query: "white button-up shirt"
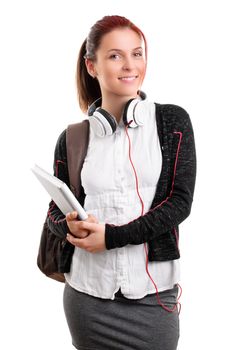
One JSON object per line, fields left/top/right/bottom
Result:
{"left": 65, "top": 102, "right": 180, "bottom": 299}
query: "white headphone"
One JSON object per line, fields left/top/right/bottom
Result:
{"left": 88, "top": 91, "right": 147, "bottom": 137}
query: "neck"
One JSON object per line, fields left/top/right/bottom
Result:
{"left": 101, "top": 93, "right": 138, "bottom": 123}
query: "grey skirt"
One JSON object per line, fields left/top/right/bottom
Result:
{"left": 63, "top": 283, "right": 179, "bottom": 350}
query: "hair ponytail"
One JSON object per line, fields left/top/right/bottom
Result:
{"left": 76, "top": 39, "right": 101, "bottom": 113}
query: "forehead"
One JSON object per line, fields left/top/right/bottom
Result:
{"left": 98, "top": 28, "right": 143, "bottom": 52}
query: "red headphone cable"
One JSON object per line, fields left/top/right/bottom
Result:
{"left": 125, "top": 123, "right": 182, "bottom": 314}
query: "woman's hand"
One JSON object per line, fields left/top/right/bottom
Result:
{"left": 66, "top": 212, "right": 98, "bottom": 238}
{"left": 66, "top": 222, "right": 106, "bottom": 253}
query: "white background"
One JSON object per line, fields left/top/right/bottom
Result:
{"left": 0, "top": 0, "right": 232, "bottom": 349}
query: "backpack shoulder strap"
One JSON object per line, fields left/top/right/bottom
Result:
{"left": 66, "top": 119, "right": 89, "bottom": 198}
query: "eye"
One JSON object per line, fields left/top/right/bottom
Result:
{"left": 133, "top": 51, "right": 143, "bottom": 58}
{"left": 109, "top": 54, "right": 121, "bottom": 60}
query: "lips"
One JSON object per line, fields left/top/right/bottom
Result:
{"left": 118, "top": 75, "right": 138, "bottom": 81}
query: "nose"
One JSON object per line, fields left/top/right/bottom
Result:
{"left": 122, "top": 56, "right": 134, "bottom": 70}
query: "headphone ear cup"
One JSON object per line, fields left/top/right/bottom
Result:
{"left": 123, "top": 98, "right": 135, "bottom": 127}
{"left": 123, "top": 98, "right": 143, "bottom": 128}
{"left": 123, "top": 91, "right": 147, "bottom": 128}
{"left": 89, "top": 108, "right": 117, "bottom": 137}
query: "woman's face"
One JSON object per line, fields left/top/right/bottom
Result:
{"left": 86, "top": 28, "right": 146, "bottom": 101}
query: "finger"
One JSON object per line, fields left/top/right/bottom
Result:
{"left": 78, "top": 221, "right": 98, "bottom": 231}
{"left": 67, "top": 234, "right": 87, "bottom": 249}
{"left": 87, "top": 214, "right": 98, "bottom": 223}
{"left": 66, "top": 211, "right": 78, "bottom": 222}
{"left": 66, "top": 233, "right": 80, "bottom": 245}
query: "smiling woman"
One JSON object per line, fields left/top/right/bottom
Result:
{"left": 84, "top": 28, "right": 146, "bottom": 121}
{"left": 45, "top": 14, "right": 196, "bottom": 350}
{"left": 77, "top": 16, "right": 147, "bottom": 115}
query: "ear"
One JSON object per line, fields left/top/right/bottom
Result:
{"left": 85, "top": 58, "right": 97, "bottom": 78}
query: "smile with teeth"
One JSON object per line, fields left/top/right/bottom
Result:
{"left": 118, "top": 75, "right": 138, "bottom": 81}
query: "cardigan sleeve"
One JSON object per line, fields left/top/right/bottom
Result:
{"left": 105, "top": 105, "right": 196, "bottom": 249}
{"left": 46, "top": 130, "right": 71, "bottom": 239}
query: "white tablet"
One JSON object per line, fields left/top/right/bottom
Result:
{"left": 31, "top": 164, "right": 88, "bottom": 220}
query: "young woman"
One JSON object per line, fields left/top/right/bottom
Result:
{"left": 47, "top": 15, "right": 196, "bottom": 350}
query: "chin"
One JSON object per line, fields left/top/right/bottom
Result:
{"left": 117, "top": 86, "right": 140, "bottom": 98}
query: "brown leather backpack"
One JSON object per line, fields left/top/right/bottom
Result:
{"left": 37, "top": 120, "right": 89, "bottom": 282}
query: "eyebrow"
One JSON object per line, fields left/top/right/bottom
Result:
{"left": 107, "top": 47, "right": 143, "bottom": 53}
